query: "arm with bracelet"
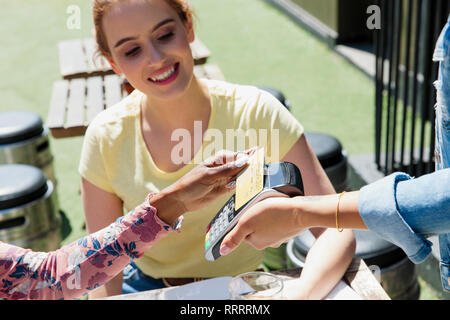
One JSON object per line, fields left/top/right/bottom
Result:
{"left": 220, "top": 169, "right": 450, "bottom": 282}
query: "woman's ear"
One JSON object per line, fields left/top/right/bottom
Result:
{"left": 185, "top": 12, "right": 195, "bottom": 43}
{"left": 106, "top": 56, "right": 123, "bottom": 75}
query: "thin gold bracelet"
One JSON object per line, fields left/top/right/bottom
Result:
{"left": 336, "top": 191, "right": 346, "bottom": 232}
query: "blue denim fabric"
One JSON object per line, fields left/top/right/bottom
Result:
{"left": 358, "top": 172, "right": 434, "bottom": 264}
{"left": 122, "top": 262, "right": 166, "bottom": 294}
{"left": 358, "top": 17, "right": 450, "bottom": 293}
{"left": 358, "top": 170, "right": 450, "bottom": 292}
{"left": 433, "top": 15, "right": 450, "bottom": 170}
{"left": 433, "top": 14, "right": 450, "bottom": 293}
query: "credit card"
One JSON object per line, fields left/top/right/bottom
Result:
{"left": 235, "top": 147, "right": 265, "bottom": 210}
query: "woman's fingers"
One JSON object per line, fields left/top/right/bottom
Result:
{"left": 207, "top": 157, "right": 249, "bottom": 181}
{"left": 203, "top": 150, "right": 237, "bottom": 167}
{"left": 204, "top": 147, "right": 259, "bottom": 168}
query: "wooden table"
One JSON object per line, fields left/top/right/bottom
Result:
{"left": 58, "top": 37, "right": 211, "bottom": 80}
{"left": 100, "top": 258, "right": 390, "bottom": 300}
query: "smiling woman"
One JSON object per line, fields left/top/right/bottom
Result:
{"left": 79, "top": 0, "right": 356, "bottom": 300}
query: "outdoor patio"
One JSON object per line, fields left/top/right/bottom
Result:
{"left": 0, "top": 0, "right": 448, "bottom": 300}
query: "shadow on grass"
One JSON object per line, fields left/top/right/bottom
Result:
{"left": 59, "top": 210, "right": 72, "bottom": 242}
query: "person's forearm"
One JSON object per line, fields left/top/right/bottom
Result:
{"left": 87, "top": 187, "right": 184, "bottom": 299}
{"left": 291, "top": 189, "right": 358, "bottom": 299}
{"left": 294, "top": 228, "right": 356, "bottom": 299}
{"left": 0, "top": 194, "right": 173, "bottom": 300}
{"left": 295, "top": 192, "right": 368, "bottom": 231}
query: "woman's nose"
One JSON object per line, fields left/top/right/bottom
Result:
{"left": 143, "top": 41, "right": 165, "bottom": 65}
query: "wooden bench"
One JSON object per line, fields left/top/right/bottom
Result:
{"left": 47, "top": 64, "right": 225, "bottom": 138}
{"left": 58, "top": 37, "right": 211, "bottom": 80}
{"left": 46, "top": 74, "right": 126, "bottom": 138}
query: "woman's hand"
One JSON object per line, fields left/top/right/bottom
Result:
{"left": 219, "top": 196, "right": 304, "bottom": 255}
{"left": 173, "top": 149, "right": 258, "bottom": 211}
{"left": 150, "top": 149, "right": 256, "bottom": 225}
{"left": 219, "top": 191, "right": 364, "bottom": 256}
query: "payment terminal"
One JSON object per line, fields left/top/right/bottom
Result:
{"left": 204, "top": 148, "right": 304, "bottom": 261}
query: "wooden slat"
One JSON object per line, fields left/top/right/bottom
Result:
{"left": 194, "top": 63, "right": 225, "bottom": 81}
{"left": 58, "top": 39, "right": 88, "bottom": 79}
{"left": 47, "top": 80, "right": 69, "bottom": 129}
{"left": 104, "top": 74, "right": 122, "bottom": 108}
{"left": 190, "top": 38, "right": 211, "bottom": 65}
{"left": 344, "top": 258, "right": 390, "bottom": 300}
{"left": 86, "top": 76, "right": 105, "bottom": 123}
{"left": 65, "top": 78, "right": 86, "bottom": 127}
{"left": 193, "top": 65, "right": 206, "bottom": 78}
{"left": 83, "top": 38, "right": 111, "bottom": 73}
{"left": 203, "top": 64, "right": 225, "bottom": 81}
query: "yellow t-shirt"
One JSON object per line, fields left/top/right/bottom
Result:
{"left": 78, "top": 79, "right": 304, "bottom": 278}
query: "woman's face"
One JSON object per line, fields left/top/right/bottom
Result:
{"left": 103, "top": 0, "right": 195, "bottom": 100}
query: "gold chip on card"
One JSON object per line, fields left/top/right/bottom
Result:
{"left": 235, "top": 147, "right": 265, "bottom": 210}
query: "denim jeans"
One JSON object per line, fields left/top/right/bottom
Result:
{"left": 122, "top": 262, "right": 166, "bottom": 294}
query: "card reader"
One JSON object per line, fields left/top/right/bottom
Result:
{"left": 204, "top": 161, "right": 304, "bottom": 261}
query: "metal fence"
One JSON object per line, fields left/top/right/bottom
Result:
{"left": 374, "top": 0, "right": 449, "bottom": 176}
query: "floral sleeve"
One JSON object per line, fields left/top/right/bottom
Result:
{"left": 0, "top": 193, "right": 180, "bottom": 300}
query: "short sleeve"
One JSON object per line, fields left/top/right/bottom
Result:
{"left": 78, "top": 122, "right": 115, "bottom": 193}
{"left": 254, "top": 89, "right": 304, "bottom": 163}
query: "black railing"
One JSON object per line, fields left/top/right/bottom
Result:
{"left": 374, "top": 0, "right": 449, "bottom": 177}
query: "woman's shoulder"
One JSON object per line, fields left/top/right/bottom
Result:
{"left": 86, "top": 90, "right": 143, "bottom": 137}
{"left": 205, "top": 79, "right": 262, "bottom": 99}
{"left": 205, "top": 79, "right": 284, "bottom": 115}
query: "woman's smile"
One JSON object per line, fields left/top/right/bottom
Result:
{"left": 148, "top": 62, "right": 180, "bottom": 85}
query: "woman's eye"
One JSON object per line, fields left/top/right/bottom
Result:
{"left": 158, "top": 32, "right": 174, "bottom": 41}
{"left": 125, "top": 47, "right": 140, "bottom": 57}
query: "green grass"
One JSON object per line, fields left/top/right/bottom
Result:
{"left": 418, "top": 277, "right": 440, "bottom": 300}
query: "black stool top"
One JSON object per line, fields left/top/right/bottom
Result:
{"left": 304, "top": 131, "right": 344, "bottom": 169}
{"left": 256, "top": 86, "right": 291, "bottom": 111}
{"left": 293, "top": 229, "right": 405, "bottom": 269}
{"left": 0, "top": 164, "right": 48, "bottom": 210}
{"left": 0, "top": 111, "right": 44, "bottom": 145}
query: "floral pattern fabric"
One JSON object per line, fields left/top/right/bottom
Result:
{"left": 0, "top": 193, "right": 175, "bottom": 300}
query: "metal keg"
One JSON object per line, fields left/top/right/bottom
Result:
{"left": 0, "top": 164, "right": 60, "bottom": 251}
{"left": 0, "top": 111, "right": 56, "bottom": 187}
{"left": 286, "top": 229, "right": 420, "bottom": 300}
